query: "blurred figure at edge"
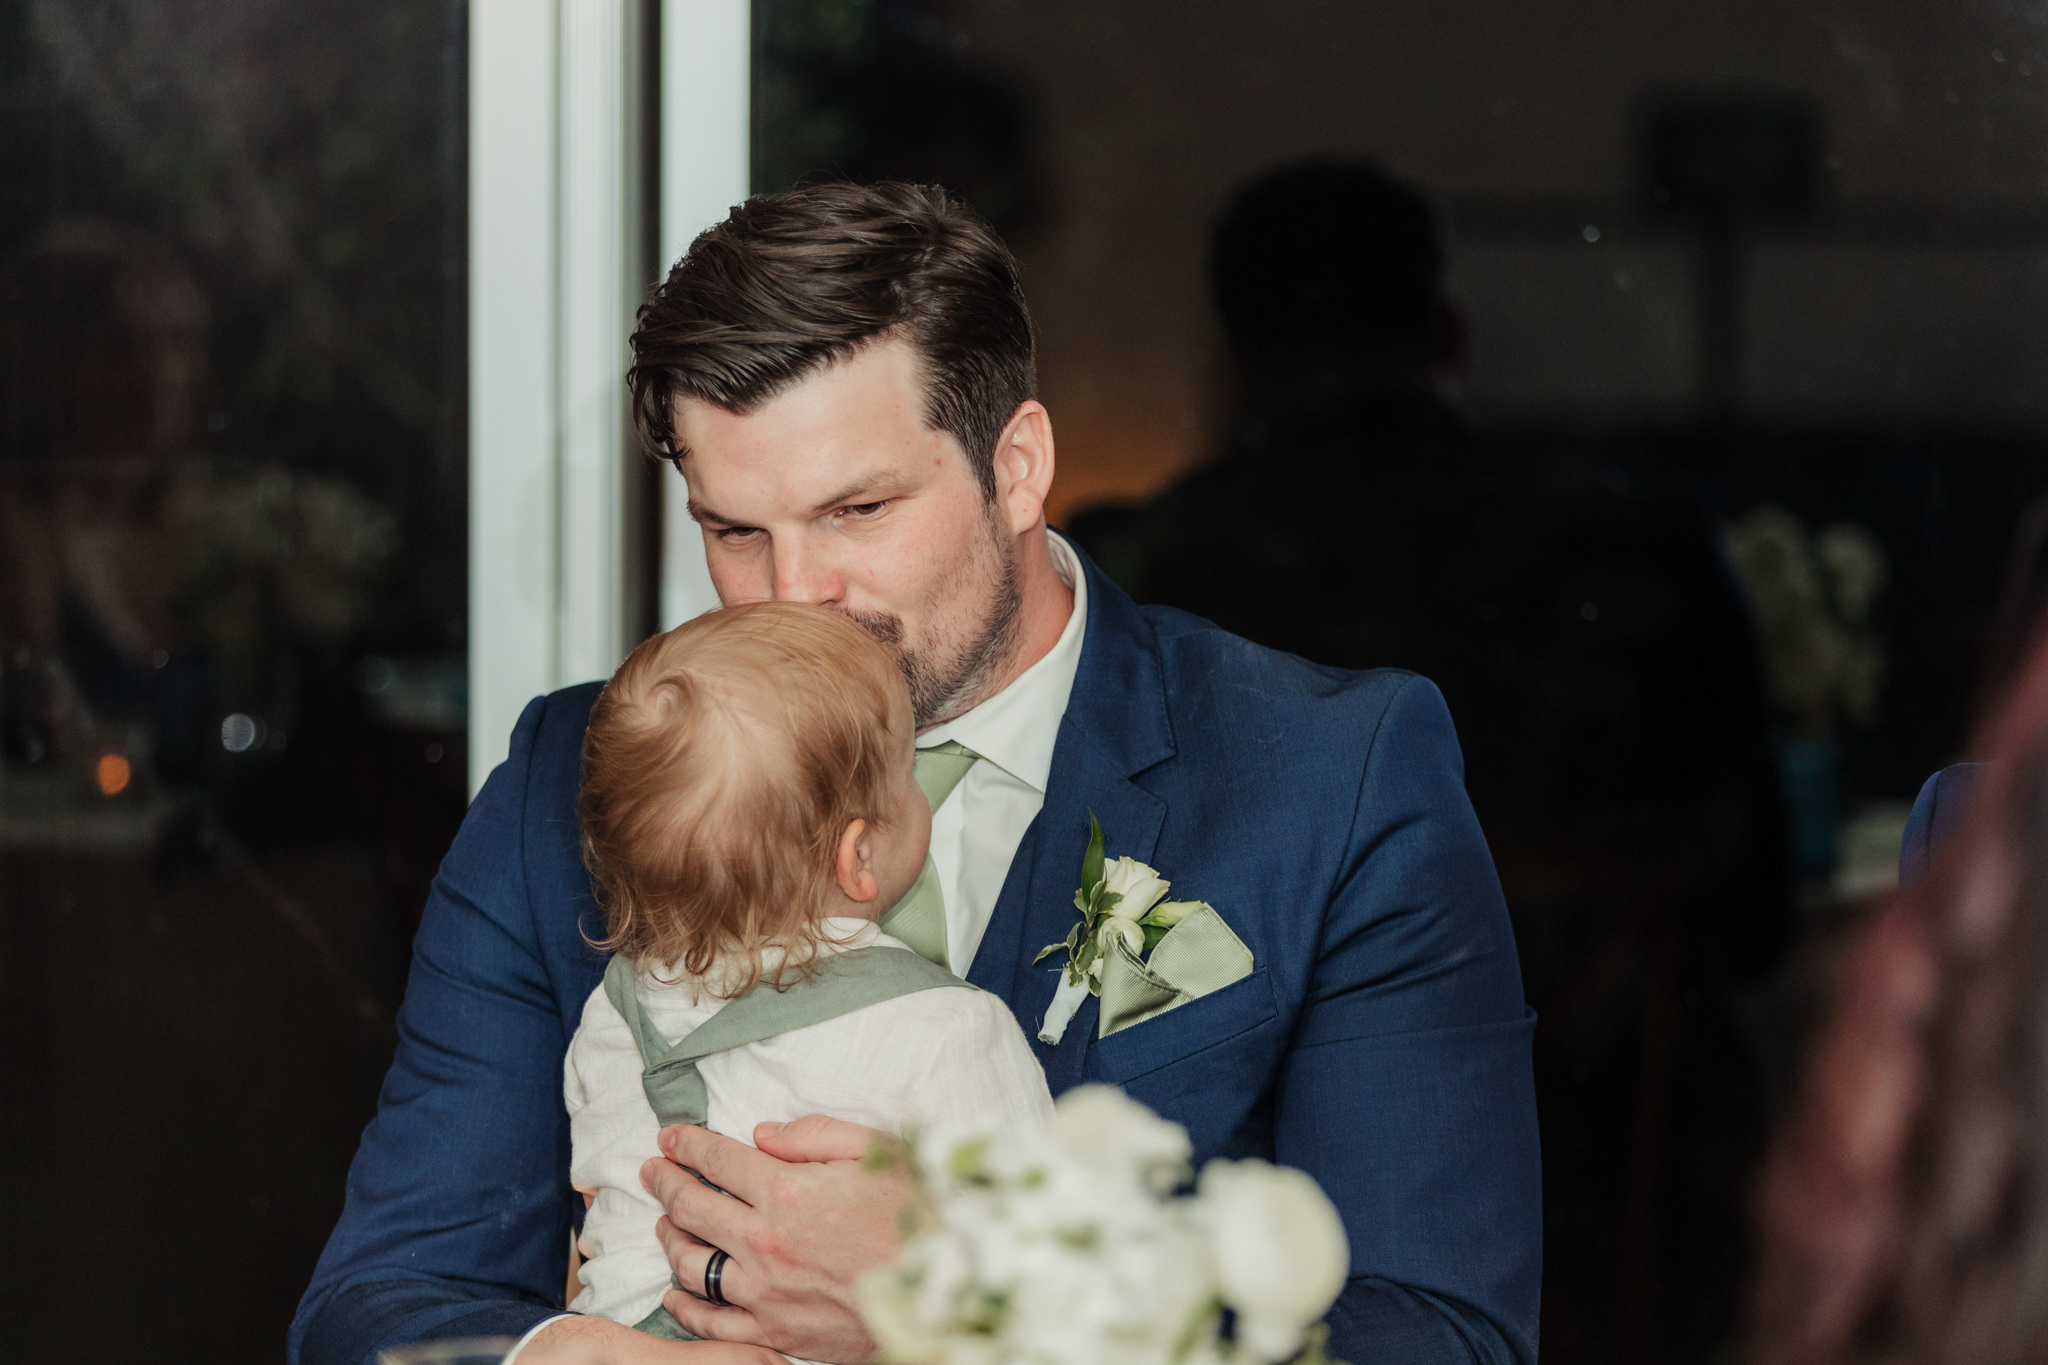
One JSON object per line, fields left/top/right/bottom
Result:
{"left": 1756, "top": 620, "right": 2048, "bottom": 1365}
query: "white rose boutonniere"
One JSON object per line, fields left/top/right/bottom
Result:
{"left": 1035, "top": 813, "right": 1212, "bottom": 1044}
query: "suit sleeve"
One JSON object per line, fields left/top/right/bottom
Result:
{"left": 290, "top": 695, "right": 579, "bottom": 1365}
{"left": 1275, "top": 675, "right": 1542, "bottom": 1365}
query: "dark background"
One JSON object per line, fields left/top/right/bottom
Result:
{"left": 754, "top": 4, "right": 2048, "bottom": 1363}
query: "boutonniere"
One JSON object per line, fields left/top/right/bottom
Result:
{"left": 1035, "top": 812, "right": 1209, "bottom": 1044}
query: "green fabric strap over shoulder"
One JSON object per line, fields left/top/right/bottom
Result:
{"left": 600, "top": 944, "right": 971, "bottom": 1130}
{"left": 602, "top": 944, "right": 970, "bottom": 1343}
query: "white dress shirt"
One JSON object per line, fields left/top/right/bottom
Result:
{"left": 563, "top": 919, "right": 1053, "bottom": 1335}
{"left": 919, "top": 532, "right": 1088, "bottom": 976}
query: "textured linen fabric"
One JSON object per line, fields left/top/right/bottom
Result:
{"left": 918, "top": 533, "right": 1087, "bottom": 976}
{"left": 292, "top": 543, "right": 1540, "bottom": 1365}
{"left": 565, "top": 920, "right": 1053, "bottom": 1330}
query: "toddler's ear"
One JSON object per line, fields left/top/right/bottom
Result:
{"left": 833, "top": 818, "right": 881, "bottom": 903}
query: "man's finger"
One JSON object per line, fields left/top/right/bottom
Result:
{"left": 642, "top": 1157, "right": 754, "bottom": 1251}
{"left": 658, "top": 1123, "right": 787, "bottom": 1202}
{"left": 753, "top": 1113, "right": 896, "bottom": 1165}
{"left": 655, "top": 1218, "right": 756, "bottom": 1309}
{"left": 655, "top": 1217, "right": 715, "bottom": 1287}
{"left": 664, "top": 1286, "right": 769, "bottom": 1347}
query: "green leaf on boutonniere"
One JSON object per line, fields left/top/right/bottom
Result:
{"left": 1035, "top": 917, "right": 1087, "bottom": 966}
{"left": 1141, "top": 923, "right": 1171, "bottom": 956}
{"left": 1037, "top": 809, "right": 1136, "bottom": 994}
{"left": 1081, "top": 810, "right": 1106, "bottom": 892}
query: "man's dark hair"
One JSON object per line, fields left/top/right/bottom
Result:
{"left": 1208, "top": 160, "right": 1451, "bottom": 372}
{"left": 628, "top": 181, "right": 1035, "bottom": 500}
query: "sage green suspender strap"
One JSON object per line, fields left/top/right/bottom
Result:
{"left": 598, "top": 946, "right": 971, "bottom": 1340}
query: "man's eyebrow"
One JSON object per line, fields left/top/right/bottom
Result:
{"left": 685, "top": 496, "right": 737, "bottom": 527}
{"left": 685, "top": 469, "right": 907, "bottom": 526}
{"left": 810, "top": 470, "right": 903, "bottom": 516}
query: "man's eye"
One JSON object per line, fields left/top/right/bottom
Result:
{"left": 716, "top": 526, "right": 762, "bottom": 543}
{"left": 839, "top": 500, "right": 889, "bottom": 519}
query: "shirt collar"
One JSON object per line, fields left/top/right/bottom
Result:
{"left": 916, "top": 531, "right": 1088, "bottom": 795}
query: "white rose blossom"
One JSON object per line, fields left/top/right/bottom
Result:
{"left": 1100, "top": 856, "right": 1173, "bottom": 921}
{"left": 1147, "top": 899, "right": 1206, "bottom": 928}
{"left": 1198, "top": 1160, "right": 1350, "bottom": 1361}
{"left": 1044, "top": 1083, "right": 1193, "bottom": 1184}
{"left": 1091, "top": 916, "right": 1146, "bottom": 982}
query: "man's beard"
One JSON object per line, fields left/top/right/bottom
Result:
{"left": 849, "top": 516, "right": 1024, "bottom": 730}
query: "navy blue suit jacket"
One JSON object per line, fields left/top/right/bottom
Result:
{"left": 292, "top": 553, "right": 1542, "bottom": 1365}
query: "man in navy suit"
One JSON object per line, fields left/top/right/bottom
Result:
{"left": 291, "top": 182, "right": 1540, "bottom": 1365}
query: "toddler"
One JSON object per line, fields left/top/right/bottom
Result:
{"left": 564, "top": 601, "right": 1053, "bottom": 1344}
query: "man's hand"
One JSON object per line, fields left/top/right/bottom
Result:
{"left": 641, "top": 1115, "right": 916, "bottom": 1364}
{"left": 524, "top": 1310, "right": 785, "bottom": 1364}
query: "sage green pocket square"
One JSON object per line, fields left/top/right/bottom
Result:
{"left": 1097, "top": 904, "right": 1255, "bottom": 1039}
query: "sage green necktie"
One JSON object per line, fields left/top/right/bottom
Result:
{"left": 878, "top": 740, "right": 981, "bottom": 967}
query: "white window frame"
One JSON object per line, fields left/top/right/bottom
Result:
{"left": 467, "top": 0, "right": 744, "bottom": 792}
{"left": 658, "top": 0, "right": 749, "bottom": 636}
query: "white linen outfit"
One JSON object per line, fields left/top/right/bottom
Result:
{"left": 564, "top": 919, "right": 1053, "bottom": 1333}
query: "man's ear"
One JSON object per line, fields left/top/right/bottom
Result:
{"left": 832, "top": 818, "right": 881, "bottom": 903}
{"left": 990, "top": 400, "right": 1056, "bottom": 537}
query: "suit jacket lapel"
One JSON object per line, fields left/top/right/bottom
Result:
{"left": 966, "top": 545, "right": 1176, "bottom": 1093}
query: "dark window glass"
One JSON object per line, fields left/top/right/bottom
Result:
{"left": 0, "top": 4, "right": 467, "bottom": 1360}
{"left": 755, "top": 5, "right": 2048, "bottom": 1362}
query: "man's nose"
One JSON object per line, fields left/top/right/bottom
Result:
{"left": 769, "top": 541, "right": 843, "bottom": 608}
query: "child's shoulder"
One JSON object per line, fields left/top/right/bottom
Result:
{"left": 843, "top": 969, "right": 1029, "bottom": 1050}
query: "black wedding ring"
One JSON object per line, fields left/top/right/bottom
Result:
{"left": 703, "top": 1247, "right": 731, "bottom": 1307}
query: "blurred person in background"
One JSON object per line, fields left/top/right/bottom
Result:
{"left": 1071, "top": 160, "right": 1490, "bottom": 671}
{"left": 1985, "top": 496, "right": 2048, "bottom": 711}
{"left": 1069, "top": 159, "right": 1792, "bottom": 1363}
{"left": 0, "top": 220, "right": 212, "bottom": 783}
{"left": 0, "top": 219, "right": 398, "bottom": 837}
{"left": 1754, "top": 621, "right": 2048, "bottom": 1365}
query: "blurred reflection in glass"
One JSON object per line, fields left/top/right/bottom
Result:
{"left": 1070, "top": 160, "right": 1791, "bottom": 1364}
{"left": 744, "top": 5, "right": 2048, "bottom": 1363}
{"left": 0, "top": 224, "right": 205, "bottom": 799}
{"left": 0, "top": 223, "right": 404, "bottom": 831}
{"left": 0, "top": 4, "right": 468, "bottom": 1362}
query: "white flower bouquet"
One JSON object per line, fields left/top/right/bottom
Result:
{"left": 861, "top": 1086, "right": 1350, "bottom": 1365}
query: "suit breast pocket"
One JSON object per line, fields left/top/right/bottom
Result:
{"left": 1084, "top": 967, "right": 1279, "bottom": 1085}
